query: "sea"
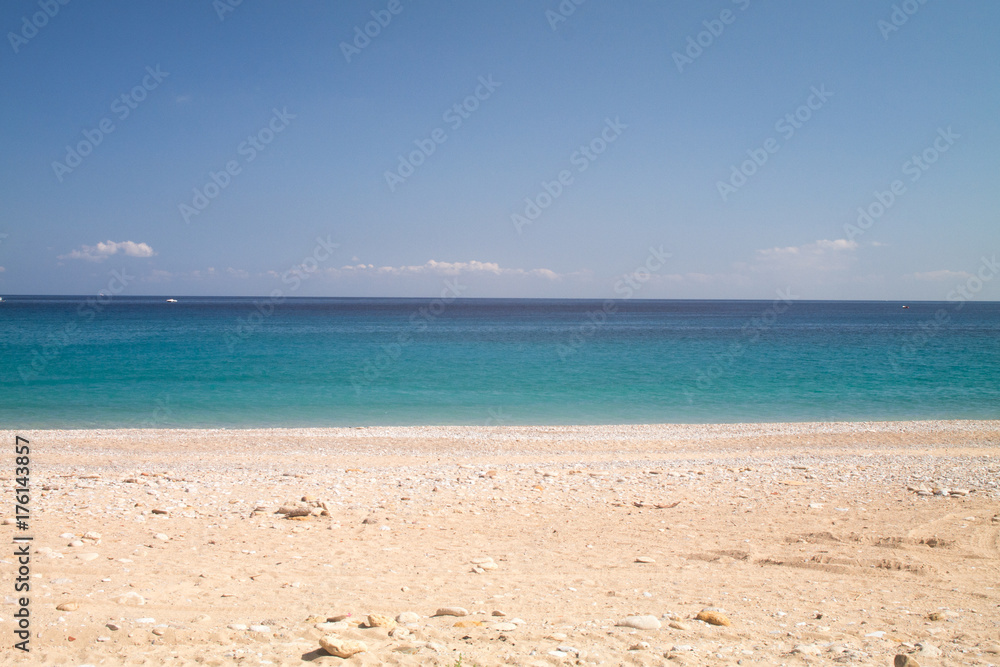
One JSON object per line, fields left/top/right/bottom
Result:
{"left": 1, "top": 296, "right": 998, "bottom": 428}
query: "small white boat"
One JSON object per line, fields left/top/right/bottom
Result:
{"left": 166, "top": 298, "right": 178, "bottom": 303}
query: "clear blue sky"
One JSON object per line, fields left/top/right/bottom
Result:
{"left": 2, "top": 0, "right": 998, "bottom": 299}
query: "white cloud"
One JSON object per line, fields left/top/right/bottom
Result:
{"left": 753, "top": 238, "right": 858, "bottom": 272}
{"left": 321, "top": 259, "right": 565, "bottom": 280}
{"left": 191, "top": 267, "right": 217, "bottom": 280}
{"left": 60, "top": 240, "right": 156, "bottom": 262}
{"left": 333, "top": 259, "right": 561, "bottom": 280}
{"left": 905, "top": 269, "right": 972, "bottom": 282}
{"left": 226, "top": 267, "right": 250, "bottom": 279}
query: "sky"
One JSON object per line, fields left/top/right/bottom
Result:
{"left": 1, "top": 1, "right": 998, "bottom": 300}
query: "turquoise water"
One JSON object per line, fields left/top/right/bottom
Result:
{"left": 1, "top": 297, "right": 998, "bottom": 428}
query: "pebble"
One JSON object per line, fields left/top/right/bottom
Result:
{"left": 366, "top": 613, "right": 395, "bottom": 628}
{"left": 668, "top": 621, "right": 690, "bottom": 631}
{"left": 629, "top": 642, "right": 650, "bottom": 650}
{"left": 153, "top": 533, "right": 169, "bottom": 541}
{"left": 77, "top": 553, "right": 99, "bottom": 561}
{"left": 617, "top": 615, "right": 661, "bottom": 630}
{"left": 319, "top": 635, "right": 367, "bottom": 658}
{"left": 434, "top": 606, "right": 469, "bottom": 617}
{"left": 635, "top": 557, "right": 656, "bottom": 563}
{"left": 56, "top": 602, "right": 80, "bottom": 611}
{"left": 895, "top": 655, "right": 920, "bottom": 667}
{"left": 493, "top": 622, "right": 518, "bottom": 631}
{"left": 228, "top": 624, "right": 248, "bottom": 631}
{"left": 395, "top": 611, "right": 420, "bottom": 624}
{"left": 695, "top": 610, "right": 731, "bottom": 626}
{"left": 249, "top": 624, "right": 271, "bottom": 633}
{"left": 106, "top": 623, "right": 120, "bottom": 631}
{"left": 152, "top": 628, "right": 166, "bottom": 636}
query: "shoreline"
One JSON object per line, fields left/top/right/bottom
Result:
{"left": 4, "top": 420, "right": 999, "bottom": 665}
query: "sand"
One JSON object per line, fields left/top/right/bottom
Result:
{"left": 2, "top": 420, "right": 999, "bottom": 666}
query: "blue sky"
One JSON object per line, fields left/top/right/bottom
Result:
{"left": 2, "top": 0, "right": 998, "bottom": 299}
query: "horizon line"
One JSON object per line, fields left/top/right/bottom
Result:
{"left": 2, "top": 294, "right": 998, "bottom": 305}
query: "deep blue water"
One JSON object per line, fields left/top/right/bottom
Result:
{"left": 1, "top": 296, "right": 998, "bottom": 428}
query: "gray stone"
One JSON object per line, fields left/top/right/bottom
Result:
{"left": 434, "top": 606, "right": 468, "bottom": 617}
{"left": 617, "top": 615, "right": 661, "bottom": 630}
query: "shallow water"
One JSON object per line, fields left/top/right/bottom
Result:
{"left": 2, "top": 296, "right": 998, "bottom": 427}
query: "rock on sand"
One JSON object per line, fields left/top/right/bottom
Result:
{"left": 617, "top": 615, "right": 661, "bottom": 630}
{"left": 319, "top": 635, "right": 367, "bottom": 658}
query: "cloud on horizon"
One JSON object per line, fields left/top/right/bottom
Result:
{"left": 753, "top": 238, "right": 859, "bottom": 272}
{"left": 319, "top": 259, "right": 566, "bottom": 281}
{"left": 59, "top": 240, "right": 156, "bottom": 263}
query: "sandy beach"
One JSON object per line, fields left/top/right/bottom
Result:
{"left": 3, "top": 420, "right": 999, "bottom": 666}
